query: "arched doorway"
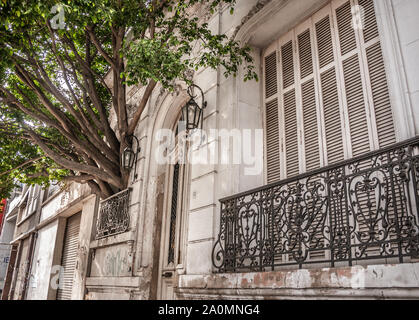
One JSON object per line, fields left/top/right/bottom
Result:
{"left": 157, "top": 119, "right": 190, "bottom": 300}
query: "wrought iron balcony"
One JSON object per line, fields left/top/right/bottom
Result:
{"left": 96, "top": 188, "right": 131, "bottom": 239}
{"left": 212, "top": 137, "right": 419, "bottom": 273}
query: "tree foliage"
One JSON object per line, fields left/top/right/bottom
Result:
{"left": 0, "top": 0, "right": 257, "bottom": 199}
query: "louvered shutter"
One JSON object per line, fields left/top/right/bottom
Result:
{"left": 266, "top": 99, "right": 280, "bottom": 183}
{"left": 263, "top": 0, "right": 396, "bottom": 182}
{"left": 264, "top": 51, "right": 281, "bottom": 184}
{"left": 335, "top": 0, "right": 372, "bottom": 157}
{"left": 56, "top": 212, "right": 81, "bottom": 300}
{"left": 301, "top": 79, "right": 320, "bottom": 171}
{"left": 358, "top": 0, "right": 396, "bottom": 147}
{"left": 283, "top": 89, "right": 299, "bottom": 177}
{"left": 265, "top": 52, "right": 278, "bottom": 99}
{"left": 280, "top": 39, "right": 300, "bottom": 179}
{"left": 24, "top": 187, "right": 35, "bottom": 218}
{"left": 297, "top": 27, "right": 322, "bottom": 172}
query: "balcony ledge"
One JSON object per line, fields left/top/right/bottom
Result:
{"left": 179, "top": 262, "right": 419, "bottom": 291}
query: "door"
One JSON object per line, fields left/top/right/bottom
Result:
{"left": 1, "top": 244, "right": 17, "bottom": 300}
{"left": 56, "top": 212, "right": 81, "bottom": 300}
{"left": 158, "top": 161, "right": 188, "bottom": 300}
{"left": 157, "top": 123, "right": 190, "bottom": 300}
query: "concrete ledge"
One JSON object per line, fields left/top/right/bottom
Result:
{"left": 85, "top": 276, "right": 142, "bottom": 288}
{"left": 90, "top": 231, "right": 136, "bottom": 249}
{"left": 177, "top": 263, "right": 419, "bottom": 299}
{"left": 176, "top": 287, "right": 419, "bottom": 300}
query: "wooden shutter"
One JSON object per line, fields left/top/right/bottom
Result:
{"left": 56, "top": 212, "right": 81, "bottom": 300}
{"left": 266, "top": 99, "right": 281, "bottom": 183}
{"left": 316, "top": 16, "right": 334, "bottom": 68}
{"left": 263, "top": 0, "right": 396, "bottom": 182}
{"left": 283, "top": 90, "right": 299, "bottom": 177}
{"left": 265, "top": 52, "right": 278, "bottom": 99}
{"left": 281, "top": 41, "right": 295, "bottom": 89}
{"left": 358, "top": 0, "right": 396, "bottom": 147}
{"left": 336, "top": 2, "right": 357, "bottom": 55}
{"left": 298, "top": 27, "right": 322, "bottom": 172}
{"left": 301, "top": 79, "right": 321, "bottom": 171}
{"left": 335, "top": 0, "right": 371, "bottom": 157}
{"left": 314, "top": 13, "right": 346, "bottom": 166}
{"left": 264, "top": 50, "right": 281, "bottom": 184}
{"left": 321, "top": 68, "right": 345, "bottom": 164}
{"left": 366, "top": 42, "right": 395, "bottom": 147}
{"left": 342, "top": 54, "right": 371, "bottom": 157}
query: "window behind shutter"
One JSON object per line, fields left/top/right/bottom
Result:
{"left": 336, "top": 2, "right": 357, "bottom": 55}
{"left": 321, "top": 67, "right": 345, "bottom": 164}
{"left": 298, "top": 30, "right": 313, "bottom": 79}
{"left": 263, "top": 0, "right": 396, "bottom": 183}
{"left": 359, "top": 0, "right": 379, "bottom": 42}
{"left": 316, "top": 16, "right": 334, "bottom": 68}
{"left": 335, "top": 0, "right": 372, "bottom": 158}
{"left": 283, "top": 90, "right": 299, "bottom": 177}
{"left": 298, "top": 28, "right": 321, "bottom": 172}
{"left": 314, "top": 13, "right": 346, "bottom": 166}
{"left": 281, "top": 41, "right": 294, "bottom": 89}
{"left": 342, "top": 54, "right": 371, "bottom": 157}
{"left": 265, "top": 52, "right": 278, "bottom": 99}
{"left": 301, "top": 79, "right": 320, "bottom": 171}
{"left": 366, "top": 42, "right": 395, "bottom": 147}
{"left": 264, "top": 51, "right": 281, "bottom": 183}
{"left": 359, "top": 0, "right": 396, "bottom": 147}
{"left": 266, "top": 99, "right": 281, "bottom": 183}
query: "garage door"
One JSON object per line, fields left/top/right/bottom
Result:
{"left": 56, "top": 212, "right": 81, "bottom": 300}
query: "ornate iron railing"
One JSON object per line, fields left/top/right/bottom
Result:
{"left": 212, "top": 137, "right": 419, "bottom": 273}
{"left": 96, "top": 188, "right": 131, "bottom": 239}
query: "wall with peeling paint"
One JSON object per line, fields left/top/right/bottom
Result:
{"left": 177, "top": 263, "right": 419, "bottom": 299}
{"left": 83, "top": 0, "right": 419, "bottom": 300}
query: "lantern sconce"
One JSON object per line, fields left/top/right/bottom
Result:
{"left": 181, "top": 84, "right": 207, "bottom": 133}
{"left": 123, "top": 134, "right": 140, "bottom": 182}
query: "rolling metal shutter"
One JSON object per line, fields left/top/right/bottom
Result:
{"left": 263, "top": 0, "right": 396, "bottom": 182}
{"left": 56, "top": 212, "right": 81, "bottom": 300}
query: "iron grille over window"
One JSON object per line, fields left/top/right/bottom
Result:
{"left": 96, "top": 188, "right": 131, "bottom": 239}
{"left": 212, "top": 137, "right": 419, "bottom": 273}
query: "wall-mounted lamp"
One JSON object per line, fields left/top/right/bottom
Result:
{"left": 123, "top": 134, "right": 140, "bottom": 182}
{"left": 181, "top": 84, "right": 207, "bottom": 133}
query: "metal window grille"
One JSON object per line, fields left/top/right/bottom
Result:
{"left": 96, "top": 188, "right": 131, "bottom": 239}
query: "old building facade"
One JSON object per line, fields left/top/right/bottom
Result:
{"left": 84, "top": 0, "right": 419, "bottom": 299}
{"left": 2, "top": 0, "right": 419, "bottom": 300}
{"left": 0, "top": 182, "right": 95, "bottom": 300}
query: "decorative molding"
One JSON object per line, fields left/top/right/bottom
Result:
{"left": 232, "top": 0, "right": 274, "bottom": 41}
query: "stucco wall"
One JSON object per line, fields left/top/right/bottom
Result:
{"left": 40, "top": 183, "right": 90, "bottom": 223}
{"left": 84, "top": 0, "right": 419, "bottom": 300}
{"left": 25, "top": 188, "right": 95, "bottom": 300}
{"left": 26, "top": 221, "right": 58, "bottom": 300}
{"left": 390, "top": 0, "right": 419, "bottom": 135}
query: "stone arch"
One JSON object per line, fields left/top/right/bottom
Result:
{"left": 135, "top": 85, "right": 190, "bottom": 299}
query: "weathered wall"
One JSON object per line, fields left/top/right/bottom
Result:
{"left": 0, "top": 217, "right": 15, "bottom": 292}
{"left": 0, "top": 244, "right": 11, "bottom": 292}
{"left": 72, "top": 195, "right": 97, "bottom": 300}
{"left": 12, "top": 237, "right": 30, "bottom": 300}
{"left": 26, "top": 221, "right": 59, "bottom": 300}
{"left": 180, "top": 0, "right": 419, "bottom": 300}
{"left": 40, "top": 183, "right": 90, "bottom": 223}
{"left": 83, "top": 0, "right": 419, "bottom": 300}
{"left": 177, "top": 263, "right": 419, "bottom": 299}
{"left": 25, "top": 184, "right": 94, "bottom": 300}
